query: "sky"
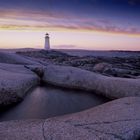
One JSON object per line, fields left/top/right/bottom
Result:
{"left": 0, "top": 0, "right": 140, "bottom": 50}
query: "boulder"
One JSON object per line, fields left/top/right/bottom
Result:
{"left": 43, "top": 65, "right": 140, "bottom": 99}
{"left": 0, "top": 63, "right": 39, "bottom": 106}
{"left": 0, "top": 97, "right": 140, "bottom": 140}
{"left": 93, "top": 62, "right": 112, "bottom": 73}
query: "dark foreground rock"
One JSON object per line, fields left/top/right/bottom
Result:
{"left": 0, "top": 63, "right": 39, "bottom": 106}
{"left": 43, "top": 65, "right": 140, "bottom": 99}
{"left": 0, "top": 97, "right": 140, "bottom": 140}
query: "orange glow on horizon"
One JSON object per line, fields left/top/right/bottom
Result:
{"left": 0, "top": 9, "right": 140, "bottom": 37}
{"left": 0, "top": 25, "right": 140, "bottom": 37}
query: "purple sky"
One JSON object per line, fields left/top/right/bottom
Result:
{"left": 0, "top": 0, "right": 140, "bottom": 50}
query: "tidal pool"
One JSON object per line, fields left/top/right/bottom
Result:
{"left": 0, "top": 85, "right": 109, "bottom": 121}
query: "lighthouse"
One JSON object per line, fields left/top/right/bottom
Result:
{"left": 44, "top": 33, "right": 50, "bottom": 50}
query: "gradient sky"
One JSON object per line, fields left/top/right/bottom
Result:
{"left": 0, "top": 0, "right": 140, "bottom": 50}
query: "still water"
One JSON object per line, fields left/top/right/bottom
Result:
{"left": 0, "top": 85, "right": 109, "bottom": 121}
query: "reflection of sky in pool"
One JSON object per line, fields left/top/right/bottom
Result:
{"left": 0, "top": 86, "right": 109, "bottom": 121}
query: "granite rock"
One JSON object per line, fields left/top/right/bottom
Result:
{"left": 0, "top": 63, "right": 39, "bottom": 106}
{"left": 0, "top": 52, "right": 38, "bottom": 65}
{"left": 0, "top": 97, "right": 140, "bottom": 140}
{"left": 43, "top": 65, "right": 140, "bottom": 99}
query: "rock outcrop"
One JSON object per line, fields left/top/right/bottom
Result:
{"left": 43, "top": 65, "right": 140, "bottom": 99}
{"left": 17, "top": 50, "right": 140, "bottom": 78}
{"left": 0, "top": 50, "right": 140, "bottom": 140}
{"left": 0, "top": 97, "right": 140, "bottom": 140}
{"left": 0, "top": 63, "right": 39, "bottom": 106}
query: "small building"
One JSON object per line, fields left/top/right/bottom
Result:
{"left": 44, "top": 33, "right": 50, "bottom": 50}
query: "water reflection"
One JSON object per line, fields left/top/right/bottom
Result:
{"left": 0, "top": 85, "right": 109, "bottom": 121}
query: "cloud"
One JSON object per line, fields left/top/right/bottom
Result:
{"left": 0, "top": 9, "right": 140, "bottom": 35}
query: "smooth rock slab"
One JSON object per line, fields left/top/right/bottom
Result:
{"left": 43, "top": 65, "right": 140, "bottom": 99}
{"left": 0, "top": 52, "right": 38, "bottom": 65}
{"left": 0, "top": 97, "right": 140, "bottom": 140}
{"left": 44, "top": 97, "right": 140, "bottom": 140}
{"left": 0, "top": 63, "right": 39, "bottom": 106}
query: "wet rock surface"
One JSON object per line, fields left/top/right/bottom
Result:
{"left": 0, "top": 97, "right": 140, "bottom": 140}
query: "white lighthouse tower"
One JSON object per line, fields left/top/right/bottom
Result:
{"left": 44, "top": 33, "right": 50, "bottom": 50}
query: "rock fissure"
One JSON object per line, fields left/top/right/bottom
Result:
{"left": 24, "top": 65, "right": 45, "bottom": 86}
{"left": 42, "top": 120, "right": 46, "bottom": 140}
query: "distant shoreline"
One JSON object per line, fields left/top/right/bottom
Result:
{"left": 0, "top": 48, "right": 140, "bottom": 57}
